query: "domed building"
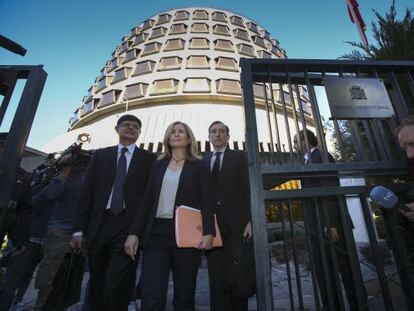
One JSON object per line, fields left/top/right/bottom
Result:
{"left": 44, "top": 7, "right": 313, "bottom": 153}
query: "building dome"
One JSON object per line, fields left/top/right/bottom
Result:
{"left": 44, "top": 7, "right": 312, "bottom": 153}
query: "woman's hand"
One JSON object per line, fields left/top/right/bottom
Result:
{"left": 124, "top": 235, "right": 139, "bottom": 260}
{"left": 198, "top": 234, "right": 214, "bottom": 250}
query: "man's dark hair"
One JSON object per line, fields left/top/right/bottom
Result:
{"left": 208, "top": 121, "right": 229, "bottom": 134}
{"left": 117, "top": 114, "right": 141, "bottom": 128}
{"left": 299, "top": 129, "right": 318, "bottom": 147}
{"left": 396, "top": 115, "right": 414, "bottom": 135}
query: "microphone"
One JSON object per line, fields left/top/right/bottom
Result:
{"left": 369, "top": 186, "right": 398, "bottom": 209}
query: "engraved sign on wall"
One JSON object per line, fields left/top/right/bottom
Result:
{"left": 324, "top": 77, "right": 395, "bottom": 119}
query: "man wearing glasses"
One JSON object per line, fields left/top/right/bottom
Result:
{"left": 71, "top": 114, "right": 154, "bottom": 310}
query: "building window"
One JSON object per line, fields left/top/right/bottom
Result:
{"left": 237, "top": 43, "right": 256, "bottom": 57}
{"left": 213, "top": 24, "right": 230, "bottom": 36}
{"left": 98, "top": 90, "right": 121, "bottom": 108}
{"left": 169, "top": 23, "right": 187, "bottom": 35}
{"left": 183, "top": 78, "right": 211, "bottom": 93}
{"left": 80, "top": 98, "right": 99, "bottom": 117}
{"left": 186, "top": 55, "right": 210, "bottom": 69}
{"left": 133, "top": 60, "right": 156, "bottom": 76}
{"left": 275, "top": 90, "right": 292, "bottom": 106}
{"left": 141, "top": 19, "right": 155, "bottom": 31}
{"left": 150, "top": 26, "right": 167, "bottom": 39}
{"left": 174, "top": 10, "right": 190, "bottom": 21}
{"left": 216, "top": 79, "right": 241, "bottom": 95}
{"left": 151, "top": 79, "right": 179, "bottom": 95}
{"left": 246, "top": 22, "right": 259, "bottom": 34}
{"left": 69, "top": 110, "right": 79, "bottom": 126}
{"left": 212, "top": 11, "right": 227, "bottom": 22}
{"left": 215, "top": 57, "right": 238, "bottom": 71}
{"left": 120, "top": 40, "right": 133, "bottom": 53}
{"left": 112, "top": 46, "right": 121, "bottom": 57}
{"left": 253, "top": 83, "right": 269, "bottom": 99}
{"left": 252, "top": 35, "right": 266, "bottom": 48}
{"left": 214, "top": 39, "right": 234, "bottom": 52}
{"left": 132, "top": 33, "right": 148, "bottom": 46}
{"left": 158, "top": 56, "right": 182, "bottom": 71}
{"left": 130, "top": 26, "right": 142, "bottom": 37}
{"left": 86, "top": 85, "right": 95, "bottom": 99}
{"left": 300, "top": 86, "right": 309, "bottom": 99}
{"left": 107, "top": 57, "right": 123, "bottom": 72}
{"left": 230, "top": 15, "right": 245, "bottom": 27}
{"left": 260, "top": 29, "right": 272, "bottom": 41}
{"left": 193, "top": 9, "right": 208, "bottom": 20}
{"left": 125, "top": 83, "right": 149, "bottom": 99}
{"left": 164, "top": 38, "right": 185, "bottom": 51}
{"left": 156, "top": 13, "right": 172, "bottom": 25}
{"left": 141, "top": 42, "right": 162, "bottom": 56}
{"left": 189, "top": 37, "right": 209, "bottom": 49}
{"left": 233, "top": 28, "right": 250, "bottom": 41}
{"left": 258, "top": 50, "right": 272, "bottom": 59}
{"left": 96, "top": 76, "right": 113, "bottom": 92}
{"left": 191, "top": 23, "right": 209, "bottom": 33}
{"left": 112, "top": 67, "right": 132, "bottom": 84}
{"left": 123, "top": 49, "right": 140, "bottom": 64}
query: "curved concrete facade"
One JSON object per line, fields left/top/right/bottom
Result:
{"left": 44, "top": 7, "right": 313, "bottom": 152}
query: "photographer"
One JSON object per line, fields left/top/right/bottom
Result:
{"left": 0, "top": 166, "right": 54, "bottom": 311}
{"left": 397, "top": 116, "right": 414, "bottom": 221}
{"left": 33, "top": 154, "right": 87, "bottom": 310}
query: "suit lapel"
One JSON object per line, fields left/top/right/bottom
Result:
{"left": 107, "top": 146, "right": 118, "bottom": 186}
{"left": 175, "top": 160, "right": 191, "bottom": 204}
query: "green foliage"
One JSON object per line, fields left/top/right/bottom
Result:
{"left": 342, "top": 4, "right": 414, "bottom": 60}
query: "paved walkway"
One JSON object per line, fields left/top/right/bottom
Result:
{"left": 10, "top": 256, "right": 408, "bottom": 310}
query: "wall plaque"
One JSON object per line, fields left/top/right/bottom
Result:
{"left": 324, "top": 77, "right": 395, "bottom": 119}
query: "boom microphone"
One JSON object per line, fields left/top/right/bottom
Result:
{"left": 369, "top": 186, "right": 398, "bottom": 209}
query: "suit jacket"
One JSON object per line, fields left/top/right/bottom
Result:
{"left": 301, "top": 147, "right": 353, "bottom": 229}
{"left": 129, "top": 157, "right": 215, "bottom": 248}
{"left": 72, "top": 145, "right": 154, "bottom": 246}
{"left": 202, "top": 147, "right": 251, "bottom": 239}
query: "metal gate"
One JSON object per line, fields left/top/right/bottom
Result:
{"left": 240, "top": 59, "right": 414, "bottom": 310}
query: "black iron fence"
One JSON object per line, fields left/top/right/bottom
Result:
{"left": 0, "top": 65, "right": 47, "bottom": 237}
{"left": 240, "top": 59, "right": 414, "bottom": 310}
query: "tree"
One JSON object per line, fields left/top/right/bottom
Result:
{"left": 342, "top": 4, "right": 414, "bottom": 60}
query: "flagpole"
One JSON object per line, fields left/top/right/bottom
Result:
{"left": 345, "top": 0, "right": 369, "bottom": 49}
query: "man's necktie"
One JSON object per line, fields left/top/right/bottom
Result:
{"left": 212, "top": 152, "right": 222, "bottom": 181}
{"left": 110, "top": 147, "right": 128, "bottom": 215}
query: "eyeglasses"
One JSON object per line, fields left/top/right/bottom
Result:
{"left": 118, "top": 122, "right": 140, "bottom": 130}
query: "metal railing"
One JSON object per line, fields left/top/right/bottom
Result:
{"left": 240, "top": 59, "right": 414, "bottom": 310}
{"left": 0, "top": 65, "right": 47, "bottom": 237}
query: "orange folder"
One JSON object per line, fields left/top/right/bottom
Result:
{"left": 175, "top": 205, "right": 223, "bottom": 248}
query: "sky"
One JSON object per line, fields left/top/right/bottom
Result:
{"left": 0, "top": 0, "right": 412, "bottom": 150}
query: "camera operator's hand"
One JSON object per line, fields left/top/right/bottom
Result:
{"left": 400, "top": 202, "right": 414, "bottom": 222}
{"left": 57, "top": 166, "right": 72, "bottom": 182}
{"left": 70, "top": 235, "right": 83, "bottom": 253}
{"left": 59, "top": 153, "right": 73, "bottom": 164}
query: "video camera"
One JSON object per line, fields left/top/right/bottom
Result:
{"left": 36, "top": 133, "right": 93, "bottom": 185}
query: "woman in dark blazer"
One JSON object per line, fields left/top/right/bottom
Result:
{"left": 124, "top": 121, "right": 215, "bottom": 311}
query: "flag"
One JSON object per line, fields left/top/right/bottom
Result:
{"left": 346, "top": 0, "right": 368, "bottom": 48}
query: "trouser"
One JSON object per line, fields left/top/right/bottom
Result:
{"left": 0, "top": 241, "right": 42, "bottom": 311}
{"left": 140, "top": 219, "right": 201, "bottom": 311}
{"left": 34, "top": 227, "right": 72, "bottom": 310}
{"left": 87, "top": 210, "right": 137, "bottom": 311}
{"left": 206, "top": 238, "right": 248, "bottom": 311}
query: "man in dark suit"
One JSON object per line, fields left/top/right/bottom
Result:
{"left": 70, "top": 114, "right": 154, "bottom": 311}
{"left": 203, "top": 121, "right": 252, "bottom": 311}
{"left": 293, "top": 129, "right": 367, "bottom": 311}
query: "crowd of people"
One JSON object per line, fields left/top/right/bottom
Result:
{"left": 0, "top": 113, "right": 413, "bottom": 311}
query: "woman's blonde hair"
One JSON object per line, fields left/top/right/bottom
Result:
{"left": 158, "top": 121, "right": 200, "bottom": 160}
